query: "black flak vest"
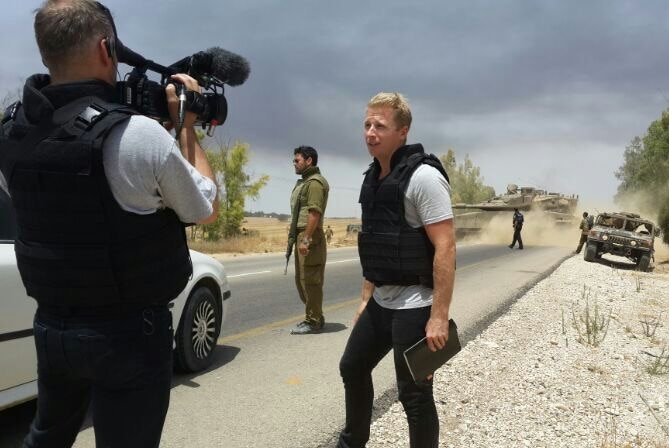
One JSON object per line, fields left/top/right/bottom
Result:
{"left": 357, "top": 144, "right": 449, "bottom": 288}
{"left": 0, "top": 81, "right": 192, "bottom": 309}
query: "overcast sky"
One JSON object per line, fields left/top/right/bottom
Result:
{"left": 2, "top": 1, "right": 668, "bottom": 217}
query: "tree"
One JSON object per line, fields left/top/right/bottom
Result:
{"left": 615, "top": 110, "right": 669, "bottom": 243}
{"left": 439, "top": 149, "right": 495, "bottom": 204}
{"left": 199, "top": 140, "right": 269, "bottom": 240}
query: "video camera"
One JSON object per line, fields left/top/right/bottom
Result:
{"left": 115, "top": 43, "right": 250, "bottom": 136}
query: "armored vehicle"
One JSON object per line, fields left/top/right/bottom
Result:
{"left": 584, "top": 212, "right": 657, "bottom": 271}
{"left": 453, "top": 184, "right": 578, "bottom": 238}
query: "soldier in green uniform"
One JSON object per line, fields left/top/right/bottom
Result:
{"left": 288, "top": 146, "right": 330, "bottom": 334}
{"left": 575, "top": 211, "right": 591, "bottom": 254}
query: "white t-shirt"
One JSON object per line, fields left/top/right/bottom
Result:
{"left": 372, "top": 164, "right": 453, "bottom": 310}
{"left": 1, "top": 115, "right": 216, "bottom": 224}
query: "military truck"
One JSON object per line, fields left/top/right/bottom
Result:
{"left": 453, "top": 184, "right": 578, "bottom": 238}
{"left": 584, "top": 211, "right": 657, "bottom": 271}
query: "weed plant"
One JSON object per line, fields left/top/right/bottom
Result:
{"left": 572, "top": 285, "right": 611, "bottom": 347}
{"left": 643, "top": 346, "right": 669, "bottom": 375}
{"left": 640, "top": 311, "right": 664, "bottom": 338}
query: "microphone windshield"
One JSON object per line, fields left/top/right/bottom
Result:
{"left": 205, "top": 47, "right": 250, "bottom": 86}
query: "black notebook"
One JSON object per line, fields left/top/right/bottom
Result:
{"left": 403, "top": 319, "right": 461, "bottom": 382}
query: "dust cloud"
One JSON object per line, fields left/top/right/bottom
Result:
{"left": 613, "top": 189, "right": 669, "bottom": 263}
{"left": 614, "top": 189, "right": 664, "bottom": 224}
{"left": 457, "top": 210, "right": 580, "bottom": 249}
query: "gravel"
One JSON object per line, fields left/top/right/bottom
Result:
{"left": 366, "top": 255, "right": 669, "bottom": 447}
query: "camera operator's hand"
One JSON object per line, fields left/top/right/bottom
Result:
{"left": 165, "top": 74, "right": 202, "bottom": 130}
{"left": 164, "top": 73, "right": 219, "bottom": 225}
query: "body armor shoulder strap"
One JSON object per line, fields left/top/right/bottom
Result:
{"left": 52, "top": 97, "right": 137, "bottom": 143}
{"left": 402, "top": 151, "right": 450, "bottom": 184}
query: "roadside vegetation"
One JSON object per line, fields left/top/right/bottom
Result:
{"left": 571, "top": 285, "right": 612, "bottom": 347}
{"left": 566, "top": 267, "right": 669, "bottom": 446}
{"left": 439, "top": 149, "right": 495, "bottom": 204}
{"left": 615, "top": 109, "right": 669, "bottom": 244}
{"left": 190, "top": 138, "right": 270, "bottom": 241}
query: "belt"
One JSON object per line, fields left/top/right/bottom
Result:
{"left": 38, "top": 302, "right": 169, "bottom": 318}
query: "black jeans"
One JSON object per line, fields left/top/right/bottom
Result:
{"left": 337, "top": 299, "right": 438, "bottom": 448}
{"left": 23, "top": 306, "right": 174, "bottom": 448}
{"left": 510, "top": 225, "right": 523, "bottom": 249}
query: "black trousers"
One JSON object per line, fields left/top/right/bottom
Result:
{"left": 510, "top": 225, "right": 523, "bottom": 249}
{"left": 23, "top": 306, "right": 173, "bottom": 448}
{"left": 575, "top": 234, "right": 588, "bottom": 253}
{"left": 337, "top": 298, "right": 438, "bottom": 448}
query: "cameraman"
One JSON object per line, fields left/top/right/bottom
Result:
{"left": 0, "top": 1, "right": 218, "bottom": 447}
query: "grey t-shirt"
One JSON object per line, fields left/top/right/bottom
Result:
{"left": 1, "top": 115, "right": 216, "bottom": 223}
{"left": 372, "top": 164, "right": 453, "bottom": 310}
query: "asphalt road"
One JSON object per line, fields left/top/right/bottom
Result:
{"left": 0, "top": 243, "right": 571, "bottom": 447}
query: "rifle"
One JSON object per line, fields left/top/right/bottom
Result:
{"left": 285, "top": 180, "right": 303, "bottom": 275}
{"left": 284, "top": 236, "right": 295, "bottom": 275}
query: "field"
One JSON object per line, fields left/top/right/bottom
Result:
{"left": 188, "top": 217, "right": 361, "bottom": 256}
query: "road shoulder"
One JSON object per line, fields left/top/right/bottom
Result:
{"left": 366, "top": 255, "right": 669, "bottom": 446}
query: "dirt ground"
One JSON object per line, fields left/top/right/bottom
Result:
{"left": 189, "top": 217, "right": 360, "bottom": 257}
{"left": 241, "top": 216, "right": 357, "bottom": 243}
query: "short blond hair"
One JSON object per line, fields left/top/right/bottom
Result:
{"left": 367, "top": 92, "right": 412, "bottom": 130}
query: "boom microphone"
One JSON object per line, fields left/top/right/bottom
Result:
{"left": 177, "top": 47, "right": 251, "bottom": 87}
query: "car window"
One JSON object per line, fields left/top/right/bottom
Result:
{"left": 0, "top": 189, "right": 17, "bottom": 242}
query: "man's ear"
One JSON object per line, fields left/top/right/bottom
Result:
{"left": 98, "top": 38, "right": 114, "bottom": 66}
{"left": 399, "top": 125, "right": 409, "bottom": 140}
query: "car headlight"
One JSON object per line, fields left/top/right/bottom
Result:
{"left": 630, "top": 241, "right": 637, "bottom": 247}
{"left": 602, "top": 235, "right": 608, "bottom": 241}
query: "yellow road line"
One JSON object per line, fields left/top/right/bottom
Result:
{"left": 218, "top": 298, "right": 359, "bottom": 344}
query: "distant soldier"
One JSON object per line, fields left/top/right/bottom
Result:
{"left": 288, "top": 146, "right": 329, "bottom": 334}
{"left": 508, "top": 208, "right": 524, "bottom": 249}
{"left": 575, "top": 212, "right": 591, "bottom": 254}
{"left": 325, "top": 225, "right": 334, "bottom": 244}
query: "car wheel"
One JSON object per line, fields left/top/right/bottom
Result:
{"left": 175, "top": 286, "right": 221, "bottom": 372}
{"left": 584, "top": 242, "right": 597, "bottom": 262}
{"left": 638, "top": 253, "right": 651, "bottom": 272}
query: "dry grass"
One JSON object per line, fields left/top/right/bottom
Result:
{"left": 188, "top": 217, "right": 361, "bottom": 255}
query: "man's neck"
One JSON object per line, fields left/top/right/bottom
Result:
{"left": 301, "top": 166, "right": 320, "bottom": 179}
{"left": 377, "top": 143, "right": 407, "bottom": 179}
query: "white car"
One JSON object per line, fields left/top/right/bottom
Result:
{"left": 0, "top": 190, "right": 231, "bottom": 411}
